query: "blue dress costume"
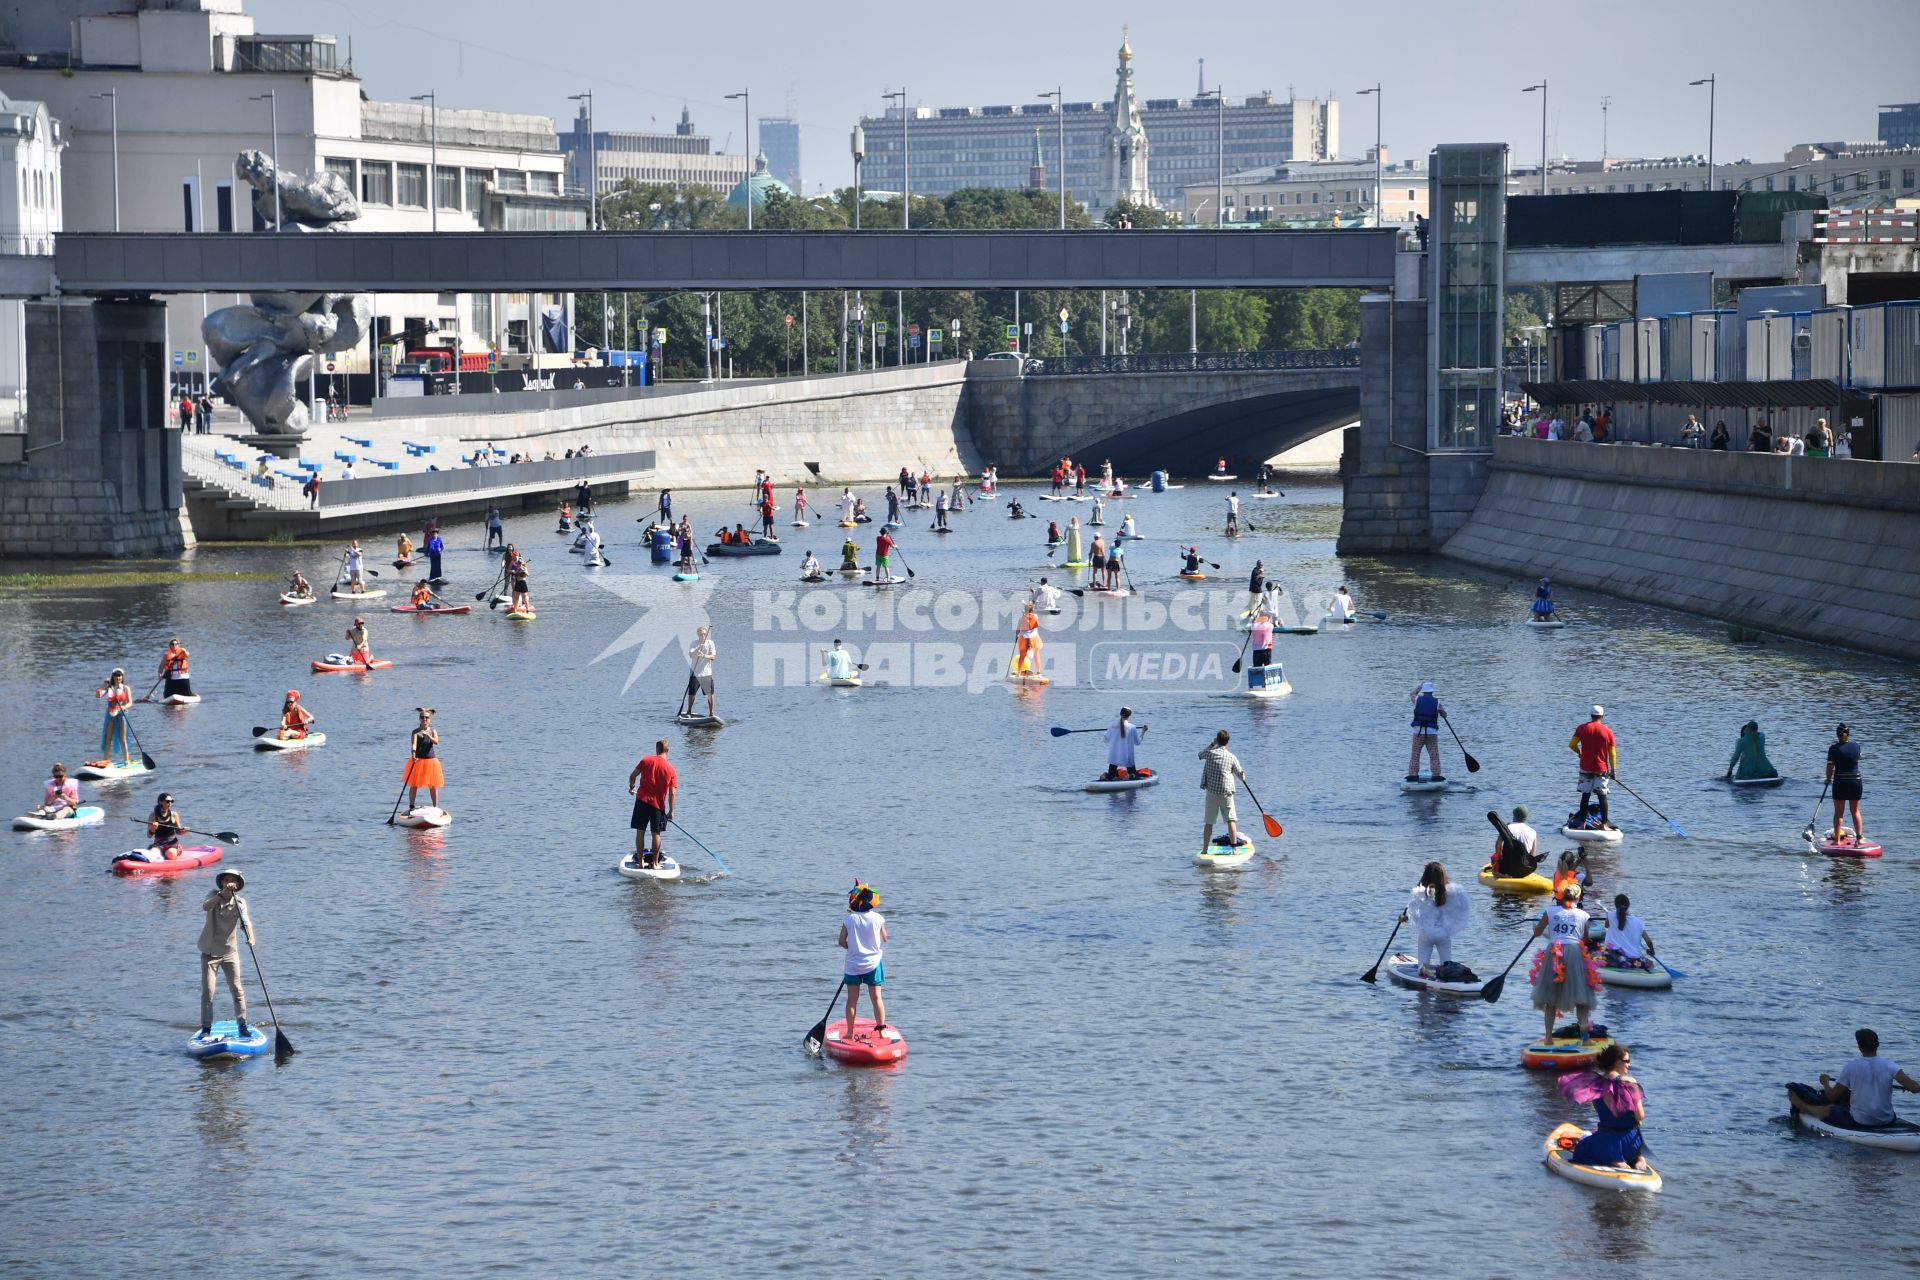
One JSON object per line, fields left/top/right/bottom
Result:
{"left": 1531, "top": 578, "right": 1555, "bottom": 618}
{"left": 1571, "top": 1095, "right": 1644, "bottom": 1167}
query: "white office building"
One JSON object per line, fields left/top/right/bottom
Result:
{"left": 0, "top": 90, "right": 65, "bottom": 416}
{"left": 1178, "top": 149, "right": 1425, "bottom": 227}
{"left": 0, "top": 0, "right": 579, "bottom": 387}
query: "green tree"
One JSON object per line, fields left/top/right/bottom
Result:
{"left": 1103, "top": 199, "right": 1173, "bottom": 230}
{"left": 1265, "top": 289, "right": 1361, "bottom": 349}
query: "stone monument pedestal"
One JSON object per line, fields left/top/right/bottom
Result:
{"left": 239, "top": 433, "right": 307, "bottom": 460}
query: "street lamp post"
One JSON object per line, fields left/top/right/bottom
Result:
{"left": 250, "top": 90, "right": 280, "bottom": 227}
{"left": 1037, "top": 87, "right": 1066, "bottom": 228}
{"left": 1356, "top": 83, "right": 1381, "bottom": 225}
{"left": 882, "top": 88, "right": 909, "bottom": 230}
{"left": 410, "top": 90, "right": 438, "bottom": 232}
{"left": 725, "top": 89, "right": 752, "bottom": 231}
{"left": 1197, "top": 88, "right": 1224, "bottom": 225}
{"left": 568, "top": 91, "right": 596, "bottom": 229}
{"left": 1689, "top": 74, "right": 1717, "bottom": 192}
{"left": 1522, "top": 81, "right": 1547, "bottom": 196}
{"left": 91, "top": 89, "right": 119, "bottom": 231}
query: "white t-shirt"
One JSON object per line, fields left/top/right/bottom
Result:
{"left": 1330, "top": 594, "right": 1354, "bottom": 621}
{"left": 1603, "top": 912, "right": 1648, "bottom": 959}
{"left": 1838, "top": 1055, "right": 1902, "bottom": 1127}
{"left": 1033, "top": 584, "right": 1061, "bottom": 610}
{"left": 843, "top": 910, "right": 885, "bottom": 975}
{"left": 826, "top": 648, "right": 854, "bottom": 679}
{"left": 1121, "top": 518, "right": 1136, "bottom": 537}
{"left": 1540, "top": 903, "right": 1590, "bottom": 948}
{"left": 689, "top": 639, "right": 715, "bottom": 678}
{"left": 1226, "top": 495, "right": 1239, "bottom": 515}
{"left": 1105, "top": 720, "right": 1144, "bottom": 767}
{"left": 1507, "top": 821, "right": 1539, "bottom": 855}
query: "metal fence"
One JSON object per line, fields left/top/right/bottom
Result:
{"left": 1019, "top": 349, "right": 1361, "bottom": 376}
{"left": 316, "top": 448, "right": 656, "bottom": 509}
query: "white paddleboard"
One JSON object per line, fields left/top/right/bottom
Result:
{"left": 1792, "top": 1110, "right": 1920, "bottom": 1151}
{"left": 1384, "top": 954, "right": 1487, "bottom": 995}
{"left": 1544, "top": 1124, "right": 1662, "bottom": 1192}
{"left": 1195, "top": 837, "right": 1255, "bottom": 869}
{"left": 331, "top": 588, "right": 387, "bottom": 601}
{"left": 617, "top": 853, "right": 682, "bottom": 881}
{"left": 1526, "top": 619, "right": 1565, "bottom": 630}
{"left": 1401, "top": 777, "right": 1449, "bottom": 792}
{"left": 12, "top": 805, "right": 106, "bottom": 831}
{"left": 1597, "top": 964, "right": 1672, "bottom": 990}
{"left": 157, "top": 693, "right": 202, "bottom": 705}
{"left": 74, "top": 760, "right": 150, "bottom": 781}
{"left": 396, "top": 806, "right": 453, "bottom": 829}
{"left": 254, "top": 731, "right": 326, "bottom": 751}
{"left": 1561, "top": 824, "right": 1624, "bottom": 843}
{"left": 675, "top": 714, "right": 726, "bottom": 728}
{"left": 1085, "top": 771, "right": 1158, "bottom": 793}
{"left": 280, "top": 593, "right": 316, "bottom": 607}
{"left": 1727, "top": 775, "right": 1786, "bottom": 788}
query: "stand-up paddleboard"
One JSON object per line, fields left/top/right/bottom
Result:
{"left": 156, "top": 692, "right": 202, "bottom": 705}
{"left": 821, "top": 1017, "right": 907, "bottom": 1066}
{"left": 1384, "top": 954, "right": 1487, "bottom": 996}
{"left": 1544, "top": 1123, "right": 1663, "bottom": 1192}
{"left": 1005, "top": 671, "right": 1051, "bottom": 687}
{"left": 1526, "top": 618, "right": 1565, "bottom": 630}
{"left": 311, "top": 655, "right": 393, "bottom": 673}
{"left": 253, "top": 731, "right": 325, "bottom": 751}
{"left": 1561, "top": 823, "right": 1624, "bottom": 843}
{"left": 395, "top": 807, "right": 453, "bottom": 829}
{"left": 1597, "top": 961, "right": 1673, "bottom": 989}
{"left": 1195, "top": 836, "right": 1255, "bottom": 869}
{"left": 505, "top": 610, "right": 536, "bottom": 621}
{"left": 1477, "top": 862, "right": 1553, "bottom": 894}
{"left": 882, "top": 520, "right": 903, "bottom": 531}
{"left": 1523, "top": 1025, "right": 1614, "bottom": 1070}
{"left": 330, "top": 588, "right": 387, "bottom": 601}
{"left": 1085, "top": 769, "right": 1157, "bottom": 793}
{"left": 791, "top": 520, "right": 810, "bottom": 528}
{"left": 279, "top": 593, "right": 316, "bottom": 607}
{"left": 617, "top": 852, "right": 681, "bottom": 881}
{"left": 675, "top": 713, "right": 726, "bottom": 728}
{"left": 1727, "top": 775, "right": 1786, "bottom": 788}
{"left": 1242, "top": 664, "right": 1291, "bottom": 698}
{"left": 1815, "top": 830, "right": 1883, "bottom": 858}
{"left": 112, "top": 844, "right": 222, "bottom": 876}
{"left": 188, "top": 1020, "right": 271, "bottom": 1061}
{"left": 389, "top": 603, "right": 472, "bottom": 615}
{"left": 1206, "top": 473, "right": 1237, "bottom": 481}
{"left": 12, "top": 805, "right": 105, "bottom": 831}
{"left": 839, "top": 520, "right": 857, "bottom": 528}
{"left": 1401, "top": 776, "right": 1449, "bottom": 792}
{"left": 1791, "top": 1109, "right": 1920, "bottom": 1151}
{"left": 1177, "top": 572, "right": 1207, "bottom": 581}
{"left": 75, "top": 760, "right": 151, "bottom": 781}
{"left": 1062, "top": 560, "right": 1091, "bottom": 569}
{"left": 818, "top": 672, "right": 863, "bottom": 688}
{"left": 1092, "top": 588, "right": 1132, "bottom": 598}
{"left": 673, "top": 572, "right": 700, "bottom": 582}
{"left": 864, "top": 576, "right": 907, "bottom": 587}
{"left": 393, "top": 557, "right": 415, "bottom": 569}
{"left": 799, "top": 575, "right": 826, "bottom": 584}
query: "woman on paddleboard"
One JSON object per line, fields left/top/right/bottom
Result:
{"left": 410, "top": 580, "right": 434, "bottom": 609}
{"left": 1013, "top": 603, "right": 1043, "bottom": 676}
{"left": 1120, "top": 512, "right": 1137, "bottom": 541}
{"left": 278, "top": 690, "right": 314, "bottom": 741}
{"left": 1824, "top": 724, "right": 1867, "bottom": 847}
{"left": 403, "top": 708, "right": 444, "bottom": 811}
{"left": 287, "top": 570, "right": 312, "bottom": 599}
{"left": 1530, "top": 577, "right": 1555, "bottom": 621}
{"left": 839, "top": 882, "right": 889, "bottom": 1036}
{"left": 1249, "top": 610, "right": 1274, "bottom": 674}
{"left": 1556, "top": 1044, "right": 1650, "bottom": 1170}
{"left": 156, "top": 638, "right": 192, "bottom": 701}
{"left": 1102, "top": 707, "right": 1147, "bottom": 781}
{"left": 1725, "top": 720, "right": 1778, "bottom": 782}
{"left": 1065, "top": 517, "right": 1083, "bottom": 564}
{"left": 1599, "top": 894, "right": 1658, "bottom": 975}
{"left": 397, "top": 531, "right": 414, "bottom": 562}
{"left": 1400, "top": 862, "right": 1469, "bottom": 978}
{"left": 510, "top": 557, "right": 533, "bottom": 614}
{"left": 31, "top": 763, "right": 78, "bottom": 820}
{"left": 145, "top": 792, "right": 185, "bottom": 860}
{"left": 1529, "top": 884, "right": 1601, "bottom": 1043}
{"left": 1407, "top": 682, "right": 1445, "bottom": 783}
{"left": 425, "top": 526, "right": 445, "bottom": 582}
{"left": 93, "top": 669, "right": 134, "bottom": 769}
{"left": 345, "top": 618, "right": 373, "bottom": 667}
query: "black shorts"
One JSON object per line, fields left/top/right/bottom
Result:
{"left": 631, "top": 798, "right": 667, "bottom": 833}
{"left": 686, "top": 673, "right": 714, "bottom": 695}
{"left": 1833, "top": 777, "right": 1864, "bottom": 802}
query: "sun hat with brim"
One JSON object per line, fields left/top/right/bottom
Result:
{"left": 216, "top": 871, "right": 245, "bottom": 890}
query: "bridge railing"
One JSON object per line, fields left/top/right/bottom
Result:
{"left": 1020, "top": 349, "right": 1361, "bottom": 376}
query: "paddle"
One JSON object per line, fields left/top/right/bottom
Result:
{"left": 805, "top": 979, "right": 849, "bottom": 1056}
{"left": 1230, "top": 624, "right": 1255, "bottom": 675}
{"left": 473, "top": 564, "right": 505, "bottom": 602}
{"left": 1480, "top": 934, "right": 1536, "bottom": 1004}
{"left": 124, "top": 817, "right": 242, "bottom": 844}
{"left": 1361, "top": 917, "right": 1404, "bottom": 984}
{"left": 1440, "top": 711, "right": 1482, "bottom": 774}
{"left": 1651, "top": 952, "right": 1687, "bottom": 980}
{"left": 667, "top": 817, "right": 732, "bottom": 876}
{"left": 1048, "top": 726, "right": 1106, "bottom": 736}
{"left": 135, "top": 670, "right": 165, "bottom": 704}
{"left": 1802, "top": 780, "right": 1830, "bottom": 845}
{"left": 1611, "top": 774, "right": 1687, "bottom": 837}
{"left": 891, "top": 545, "right": 916, "bottom": 579}
{"left": 1238, "top": 777, "right": 1284, "bottom": 839}
{"left": 243, "top": 937, "right": 296, "bottom": 1058}
{"left": 383, "top": 775, "right": 411, "bottom": 825}
{"left": 124, "top": 718, "right": 158, "bottom": 772}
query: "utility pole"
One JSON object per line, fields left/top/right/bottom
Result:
{"left": 91, "top": 89, "right": 120, "bottom": 231}
{"left": 1356, "top": 83, "right": 1381, "bottom": 225}
{"left": 726, "top": 89, "right": 752, "bottom": 230}
{"left": 1689, "top": 75, "right": 1717, "bottom": 192}
{"left": 1600, "top": 95, "right": 1612, "bottom": 161}
{"left": 1522, "top": 81, "right": 1548, "bottom": 195}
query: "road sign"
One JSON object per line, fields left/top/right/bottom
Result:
{"left": 929, "top": 328, "right": 943, "bottom": 342}
{"left": 1059, "top": 320, "right": 1069, "bottom": 333}
{"left": 1004, "top": 324, "right": 1018, "bottom": 340}
{"left": 184, "top": 350, "right": 201, "bottom": 366}
{"left": 1059, "top": 307, "right": 1069, "bottom": 322}
{"left": 653, "top": 327, "right": 667, "bottom": 344}
{"left": 326, "top": 361, "right": 337, "bottom": 373}
{"left": 910, "top": 335, "right": 921, "bottom": 349}
{"left": 875, "top": 321, "right": 890, "bottom": 334}
{"left": 784, "top": 314, "right": 793, "bottom": 327}
{"left": 1023, "top": 322, "right": 1034, "bottom": 336}
{"left": 908, "top": 323, "right": 920, "bottom": 336}
{"left": 171, "top": 350, "right": 184, "bottom": 367}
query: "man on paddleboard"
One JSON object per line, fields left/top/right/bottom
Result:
{"left": 1495, "top": 806, "right": 1540, "bottom": 878}
{"left": 681, "top": 627, "right": 717, "bottom": 718}
{"left": 1408, "top": 683, "right": 1445, "bottom": 782}
{"left": 627, "top": 740, "right": 678, "bottom": 869}
{"left": 1103, "top": 707, "right": 1147, "bottom": 780}
{"left": 1569, "top": 705, "right": 1618, "bottom": 831}
{"left": 157, "top": 638, "right": 193, "bottom": 701}
{"left": 1198, "top": 729, "right": 1248, "bottom": 851}
{"left": 198, "top": 870, "right": 256, "bottom": 1039}
{"left": 874, "top": 530, "right": 896, "bottom": 582}
{"left": 839, "top": 882, "right": 889, "bottom": 1036}
{"left": 1787, "top": 1029, "right": 1920, "bottom": 1130}
{"left": 825, "top": 640, "right": 857, "bottom": 682}
{"left": 345, "top": 617, "right": 372, "bottom": 667}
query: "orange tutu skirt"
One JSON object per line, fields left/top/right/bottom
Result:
{"left": 403, "top": 758, "right": 445, "bottom": 788}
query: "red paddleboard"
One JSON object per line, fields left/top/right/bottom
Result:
{"left": 821, "top": 1018, "right": 907, "bottom": 1066}
{"left": 311, "top": 656, "right": 394, "bottom": 673}
{"left": 112, "top": 844, "right": 222, "bottom": 877}
{"left": 1817, "top": 831, "right": 1883, "bottom": 859}
{"left": 388, "top": 604, "right": 472, "bottom": 615}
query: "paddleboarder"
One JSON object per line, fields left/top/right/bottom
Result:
{"left": 397, "top": 531, "right": 415, "bottom": 563}
{"left": 1090, "top": 494, "right": 1105, "bottom": 525}
{"left": 838, "top": 882, "right": 889, "bottom": 1036}
{"left": 425, "top": 526, "right": 445, "bottom": 582}
{"left": 824, "top": 640, "right": 857, "bottom": 683}
{"left": 1102, "top": 707, "right": 1148, "bottom": 781}
{"left": 935, "top": 488, "right": 950, "bottom": 531}
{"left": 1105, "top": 537, "right": 1126, "bottom": 591}
{"left": 794, "top": 487, "right": 810, "bottom": 525}
{"left": 800, "top": 550, "right": 822, "bottom": 580}
{"left": 1407, "top": 682, "right": 1445, "bottom": 783}
{"left": 1198, "top": 729, "right": 1249, "bottom": 853}
{"left": 92, "top": 668, "right": 135, "bottom": 769}
{"left": 1529, "top": 883, "right": 1600, "bottom": 1043}
{"left": 680, "top": 626, "right": 717, "bottom": 719}
{"left": 1569, "top": 705, "right": 1618, "bottom": 832}
{"left": 1013, "top": 602, "right": 1043, "bottom": 676}
{"left": 1725, "top": 720, "right": 1778, "bottom": 782}
{"left": 1824, "top": 723, "right": 1867, "bottom": 847}
{"left": 198, "top": 869, "right": 255, "bottom": 1039}
{"left": 1494, "top": 806, "right": 1541, "bottom": 878}
{"left": 345, "top": 617, "right": 373, "bottom": 667}
{"left": 1031, "top": 578, "right": 1062, "bottom": 614}
{"left": 627, "top": 739, "right": 677, "bottom": 869}
{"left": 1246, "top": 561, "right": 1266, "bottom": 616}
{"left": 873, "top": 530, "right": 896, "bottom": 582}
{"left": 276, "top": 690, "right": 314, "bottom": 741}
{"left": 659, "top": 488, "right": 673, "bottom": 522}
{"left": 1120, "top": 512, "right": 1138, "bottom": 541}
{"left": 1787, "top": 1029, "right": 1920, "bottom": 1130}
{"left": 1399, "top": 861, "right": 1469, "bottom": 979}
{"left": 146, "top": 791, "right": 186, "bottom": 859}
{"left": 156, "top": 638, "right": 192, "bottom": 701}
{"left": 1556, "top": 1045, "right": 1650, "bottom": 1171}
{"left": 1065, "top": 517, "right": 1084, "bottom": 565}
{"left": 1248, "top": 610, "right": 1274, "bottom": 675}
{"left": 839, "top": 537, "right": 860, "bottom": 572}
{"left": 1329, "top": 586, "right": 1357, "bottom": 623}
{"left": 509, "top": 556, "right": 533, "bottom": 614}
{"left": 485, "top": 504, "right": 504, "bottom": 550}
{"left": 1599, "top": 893, "right": 1658, "bottom": 976}
{"left": 885, "top": 487, "right": 901, "bottom": 525}
{"left": 286, "top": 570, "right": 313, "bottom": 600}
{"left": 403, "top": 707, "right": 443, "bottom": 812}
{"left": 1530, "top": 577, "right": 1556, "bottom": 621}
{"left": 1224, "top": 490, "right": 1240, "bottom": 537}
{"left": 30, "top": 762, "right": 78, "bottom": 821}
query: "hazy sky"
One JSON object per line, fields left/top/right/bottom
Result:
{"left": 259, "top": 0, "right": 1918, "bottom": 192}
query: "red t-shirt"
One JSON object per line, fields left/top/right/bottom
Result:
{"left": 636, "top": 754, "right": 678, "bottom": 808}
{"left": 876, "top": 533, "right": 895, "bottom": 557}
{"left": 1572, "top": 721, "right": 1616, "bottom": 773}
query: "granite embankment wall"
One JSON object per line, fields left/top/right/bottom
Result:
{"left": 1440, "top": 437, "right": 1920, "bottom": 662}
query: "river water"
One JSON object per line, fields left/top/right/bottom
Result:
{"left": 3, "top": 475, "right": 1916, "bottom": 1277}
